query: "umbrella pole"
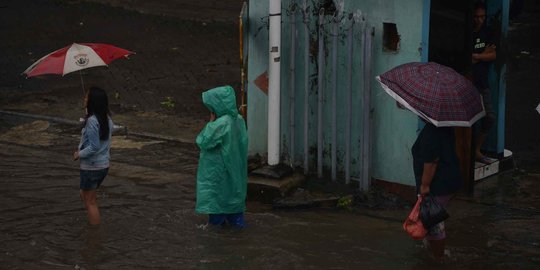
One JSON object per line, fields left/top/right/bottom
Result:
{"left": 79, "top": 70, "right": 86, "bottom": 96}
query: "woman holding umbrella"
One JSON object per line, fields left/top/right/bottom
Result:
{"left": 73, "top": 87, "right": 114, "bottom": 225}
{"left": 411, "top": 121, "right": 461, "bottom": 261}
{"left": 377, "top": 62, "right": 485, "bottom": 262}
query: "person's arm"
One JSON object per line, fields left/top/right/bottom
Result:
{"left": 78, "top": 118, "right": 100, "bottom": 158}
{"left": 196, "top": 117, "right": 228, "bottom": 151}
{"left": 472, "top": 45, "right": 496, "bottom": 63}
{"left": 420, "top": 160, "right": 439, "bottom": 195}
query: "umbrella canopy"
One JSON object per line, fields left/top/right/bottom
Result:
{"left": 23, "top": 43, "right": 134, "bottom": 77}
{"left": 376, "top": 62, "right": 485, "bottom": 127}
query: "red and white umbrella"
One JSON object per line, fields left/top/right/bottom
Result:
{"left": 23, "top": 43, "right": 134, "bottom": 93}
{"left": 376, "top": 62, "right": 485, "bottom": 127}
{"left": 23, "top": 43, "right": 134, "bottom": 77}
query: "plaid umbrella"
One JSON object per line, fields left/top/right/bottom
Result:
{"left": 376, "top": 62, "right": 485, "bottom": 127}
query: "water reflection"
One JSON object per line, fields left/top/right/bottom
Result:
{"left": 79, "top": 225, "right": 103, "bottom": 270}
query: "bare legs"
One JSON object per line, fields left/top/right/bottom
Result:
{"left": 428, "top": 239, "right": 445, "bottom": 262}
{"left": 80, "top": 190, "right": 100, "bottom": 225}
{"left": 475, "top": 132, "right": 487, "bottom": 160}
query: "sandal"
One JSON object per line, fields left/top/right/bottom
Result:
{"left": 476, "top": 156, "right": 493, "bottom": 164}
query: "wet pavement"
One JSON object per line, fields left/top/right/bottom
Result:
{"left": 1, "top": 0, "right": 540, "bottom": 269}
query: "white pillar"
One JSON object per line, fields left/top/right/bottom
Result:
{"left": 268, "top": 0, "right": 281, "bottom": 165}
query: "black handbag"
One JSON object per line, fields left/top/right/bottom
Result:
{"left": 419, "top": 195, "right": 449, "bottom": 229}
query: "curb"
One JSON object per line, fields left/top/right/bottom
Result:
{"left": 0, "top": 109, "right": 193, "bottom": 144}
{"left": 127, "top": 131, "right": 194, "bottom": 144}
{"left": 0, "top": 109, "right": 80, "bottom": 126}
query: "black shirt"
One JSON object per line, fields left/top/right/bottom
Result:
{"left": 412, "top": 124, "right": 462, "bottom": 196}
{"left": 471, "top": 26, "right": 494, "bottom": 90}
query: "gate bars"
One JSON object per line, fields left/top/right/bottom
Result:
{"left": 283, "top": 1, "right": 373, "bottom": 190}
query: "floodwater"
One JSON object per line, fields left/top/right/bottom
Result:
{"left": 1, "top": 115, "right": 539, "bottom": 270}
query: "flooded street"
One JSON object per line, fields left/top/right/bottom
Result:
{"left": 0, "top": 116, "right": 417, "bottom": 269}
{"left": 1, "top": 115, "right": 539, "bottom": 269}
{"left": 1, "top": 0, "right": 540, "bottom": 268}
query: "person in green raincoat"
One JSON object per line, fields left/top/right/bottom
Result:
{"left": 195, "top": 85, "right": 248, "bottom": 227}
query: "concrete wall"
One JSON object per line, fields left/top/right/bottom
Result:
{"left": 349, "top": 0, "right": 425, "bottom": 186}
{"left": 247, "top": 0, "right": 425, "bottom": 186}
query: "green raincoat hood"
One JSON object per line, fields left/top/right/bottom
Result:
{"left": 202, "top": 86, "right": 238, "bottom": 117}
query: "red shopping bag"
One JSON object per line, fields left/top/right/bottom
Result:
{"left": 403, "top": 196, "right": 427, "bottom": 240}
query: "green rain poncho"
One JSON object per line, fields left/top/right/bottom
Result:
{"left": 195, "top": 86, "right": 248, "bottom": 214}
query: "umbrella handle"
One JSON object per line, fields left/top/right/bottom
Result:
{"left": 79, "top": 70, "right": 86, "bottom": 96}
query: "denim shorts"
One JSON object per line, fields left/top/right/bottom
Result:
{"left": 80, "top": 168, "right": 109, "bottom": 190}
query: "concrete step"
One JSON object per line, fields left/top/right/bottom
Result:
{"left": 247, "top": 172, "right": 305, "bottom": 204}
{"left": 474, "top": 149, "right": 515, "bottom": 182}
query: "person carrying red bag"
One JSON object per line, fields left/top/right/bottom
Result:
{"left": 411, "top": 122, "right": 462, "bottom": 262}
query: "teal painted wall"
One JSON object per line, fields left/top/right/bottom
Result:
{"left": 247, "top": 0, "right": 425, "bottom": 186}
{"left": 352, "top": 0, "right": 425, "bottom": 186}
{"left": 247, "top": 0, "right": 270, "bottom": 155}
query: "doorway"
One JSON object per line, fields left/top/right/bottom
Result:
{"left": 428, "top": 0, "right": 475, "bottom": 193}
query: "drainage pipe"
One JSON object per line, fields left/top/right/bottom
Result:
{"left": 268, "top": 0, "right": 281, "bottom": 166}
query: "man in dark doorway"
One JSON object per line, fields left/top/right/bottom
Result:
{"left": 471, "top": 2, "right": 497, "bottom": 163}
